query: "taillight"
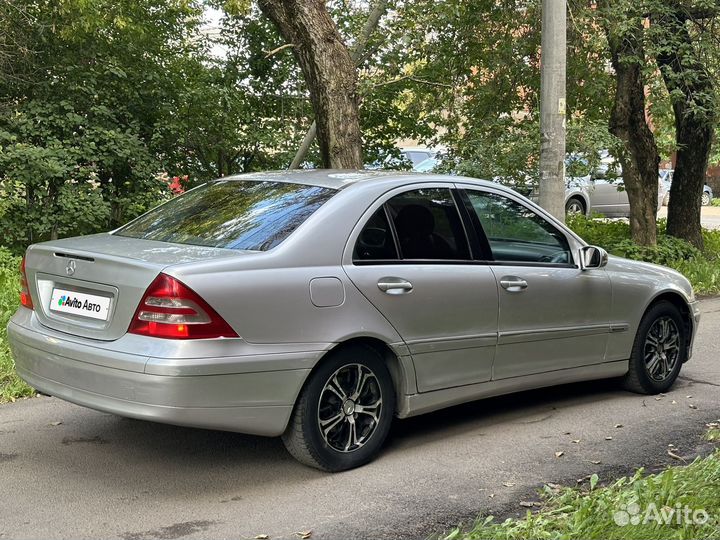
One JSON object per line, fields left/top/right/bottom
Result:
{"left": 20, "top": 256, "right": 33, "bottom": 310}
{"left": 128, "top": 273, "right": 238, "bottom": 339}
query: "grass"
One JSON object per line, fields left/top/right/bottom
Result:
{"left": 0, "top": 248, "right": 34, "bottom": 402}
{"left": 445, "top": 436, "right": 720, "bottom": 540}
{"left": 567, "top": 215, "right": 720, "bottom": 296}
{"left": 707, "top": 423, "right": 720, "bottom": 442}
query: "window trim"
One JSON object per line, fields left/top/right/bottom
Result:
{"left": 457, "top": 187, "right": 579, "bottom": 269}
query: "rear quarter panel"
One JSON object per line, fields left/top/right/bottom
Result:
{"left": 164, "top": 184, "right": 406, "bottom": 348}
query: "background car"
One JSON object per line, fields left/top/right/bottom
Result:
{"left": 564, "top": 157, "right": 665, "bottom": 217}
{"left": 8, "top": 170, "right": 699, "bottom": 472}
{"left": 660, "top": 169, "right": 713, "bottom": 206}
{"left": 365, "top": 146, "right": 445, "bottom": 171}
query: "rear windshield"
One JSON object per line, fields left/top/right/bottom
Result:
{"left": 115, "top": 180, "right": 336, "bottom": 251}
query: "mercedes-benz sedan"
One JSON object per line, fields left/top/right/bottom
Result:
{"left": 8, "top": 170, "right": 700, "bottom": 471}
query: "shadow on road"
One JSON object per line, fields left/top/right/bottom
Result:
{"left": 387, "top": 378, "right": 622, "bottom": 449}
{"left": 19, "top": 376, "right": 625, "bottom": 492}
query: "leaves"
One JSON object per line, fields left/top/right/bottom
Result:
{"left": 589, "top": 473, "right": 599, "bottom": 491}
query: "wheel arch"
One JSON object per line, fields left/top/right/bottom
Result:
{"left": 566, "top": 193, "right": 589, "bottom": 216}
{"left": 299, "top": 336, "right": 415, "bottom": 418}
{"left": 331, "top": 337, "right": 415, "bottom": 415}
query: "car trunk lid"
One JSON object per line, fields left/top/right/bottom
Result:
{"left": 25, "top": 233, "right": 246, "bottom": 341}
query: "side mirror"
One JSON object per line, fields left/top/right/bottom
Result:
{"left": 579, "top": 245, "right": 608, "bottom": 270}
{"left": 592, "top": 168, "right": 606, "bottom": 180}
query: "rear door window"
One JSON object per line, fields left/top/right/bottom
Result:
{"left": 116, "top": 180, "right": 336, "bottom": 251}
{"left": 385, "top": 188, "right": 470, "bottom": 260}
{"left": 353, "top": 208, "right": 399, "bottom": 262}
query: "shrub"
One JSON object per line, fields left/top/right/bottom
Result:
{"left": 567, "top": 215, "right": 720, "bottom": 295}
{"left": 0, "top": 246, "right": 33, "bottom": 401}
{"left": 610, "top": 236, "right": 702, "bottom": 266}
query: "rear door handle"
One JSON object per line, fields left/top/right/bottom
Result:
{"left": 378, "top": 278, "right": 413, "bottom": 294}
{"left": 499, "top": 276, "right": 528, "bottom": 292}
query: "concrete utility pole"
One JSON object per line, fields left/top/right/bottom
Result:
{"left": 538, "top": 0, "right": 567, "bottom": 221}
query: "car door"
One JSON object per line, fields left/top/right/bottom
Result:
{"left": 458, "top": 185, "right": 612, "bottom": 380}
{"left": 342, "top": 185, "right": 498, "bottom": 393}
{"left": 589, "top": 165, "right": 627, "bottom": 216}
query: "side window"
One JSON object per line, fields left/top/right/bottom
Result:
{"left": 353, "top": 207, "right": 399, "bottom": 261}
{"left": 466, "top": 191, "right": 572, "bottom": 265}
{"left": 386, "top": 188, "right": 470, "bottom": 260}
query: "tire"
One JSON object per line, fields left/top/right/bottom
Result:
{"left": 701, "top": 192, "right": 711, "bottom": 206}
{"left": 623, "top": 301, "right": 686, "bottom": 394}
{"left": 282, "top": 345, "right": 395, "bottom": 472}
{"left": 565, "top": 197, "right": 586, "bottom": 216}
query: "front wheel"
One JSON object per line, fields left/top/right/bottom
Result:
{"left": 701, "top": 192, "right": 711, "bottom": 206}
{"left": 565, "top": 197, "right": 586, "bottom": 216}
{"left": 282, "top": 345, "right": 395, "bottom": 471}
{"left": 623, "top": 301, "right": 686, "bottom": 394}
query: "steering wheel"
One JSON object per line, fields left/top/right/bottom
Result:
{"left": 538, "top": 251, "right": 569, "bottom": 264}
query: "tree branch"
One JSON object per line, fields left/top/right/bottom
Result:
{"left": 263, "top": 43, "right": 294, "bottom": 58}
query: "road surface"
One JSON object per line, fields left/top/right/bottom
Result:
{"left": 1, "top": 299, "right": 719, "bottom": 540}
{"left": 658, "top": 205, "right": 720, "bottom": 230}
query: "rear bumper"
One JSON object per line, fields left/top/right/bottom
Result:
{"left": 7, "top": 310, "right": 322, "bottom": 436}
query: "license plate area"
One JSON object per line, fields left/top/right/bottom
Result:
{"left": 50, "top": 288, "right": 112, "bottom": 321}
{"left": 36, "top": 274, "right": 118, "bottom": 331}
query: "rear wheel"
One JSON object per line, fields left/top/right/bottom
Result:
{"left": 282, "top": 345, "right": 395, "bottom": 471}
{"left": 701, "top": 192, "right": 711, "bottom": 206}
{"left": 565, "top": 197, "right": 586, "bottom": 216}
{"left": 623, "top": 301, "right": 686, "bottom": 394}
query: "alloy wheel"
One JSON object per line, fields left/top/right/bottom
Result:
{"left": 643, "top": 316, "right": 680, "bottom": 382}
{"left": 566, "top": 200, "right": 584, "bottom": 215}
{"left": 317, "top": 363, "right": 383, "bottom": 453}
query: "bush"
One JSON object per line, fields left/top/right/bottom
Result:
{"left": 567, "top": 215, "right": 720, "bottom": 295}
{"left": 0, "top": 247, "right": 34, "bottom": 401}
{"left": 610, "top": 236, "right": 702, "bottom": 266}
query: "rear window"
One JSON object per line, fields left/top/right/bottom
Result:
{"left": 116, "top": 180, "right": 336, "bottom": 251}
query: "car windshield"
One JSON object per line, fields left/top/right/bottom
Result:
{"left": 115, "top": 180, "right": 336, "bottom": 251}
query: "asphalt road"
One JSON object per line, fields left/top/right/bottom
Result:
{"left": 657, "top": 205, "right": 720, "bottom": 229}
{"left": 2, "top": 300, "right": 720, "bottom": 540}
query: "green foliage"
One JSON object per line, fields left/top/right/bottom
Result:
{"left": 610, "top": 237, "right": 702, "bottom": 266}
{"left": 0, "top": 247, "right": 33, "bottom": 402}
{"left": 446, "top": 451, "right": 720, "bottom": 540}
{"left": 567, "top": 215, "right": 720, "bottom": 294}
{"left": 0, "top": 0, "right": 202, "bottom": 253}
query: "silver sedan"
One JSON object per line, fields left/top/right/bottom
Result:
{"left": 8, "top": 170, "right": 700, "bottom": 471}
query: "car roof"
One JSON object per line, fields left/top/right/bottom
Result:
{"left": 217, "top": 169, "right": 502, "bottom": 192}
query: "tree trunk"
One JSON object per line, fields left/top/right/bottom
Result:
{"left": 259, "top": 0, "right": 363, "bottom": 169}
{"left": 602, "top": 14, "right": 659, "bottom": 246}
{"left": 655, "top": 8, "right": 713, "bottom": 250}
{"left": 288, "top": 0, "right": 388, "bottom": 169}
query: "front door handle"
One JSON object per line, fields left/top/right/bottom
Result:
{"left": 499, "top": 276, "right": 528, "bottom": 292}
{"left": 378, "top": 278, "right": 413, "bottom": 294}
